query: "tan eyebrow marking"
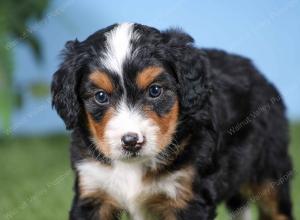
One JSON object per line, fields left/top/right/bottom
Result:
{"left": 89, "top": 71, "right": 114, "bottom": 93}
{"left": 136, "top": 66, "right": 164, "bottom": 89}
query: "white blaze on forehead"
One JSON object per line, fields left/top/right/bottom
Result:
{"left": 102, "top": 22, "right": 139, "bottom": 76}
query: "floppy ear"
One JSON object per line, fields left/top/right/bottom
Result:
{"left": 162, "top": 30, "right": 221, "bottom": 167}
{"left": 162, "top": 29, "right": 212, "bottom": 118}
{"left": 51, "top": 40, "right": 85, "bottom": 130}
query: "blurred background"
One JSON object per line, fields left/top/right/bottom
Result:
{"left": 0, "top": 0, "right": 299, "bottom": 219}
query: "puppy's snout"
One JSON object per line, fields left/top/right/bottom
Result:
{"left": 121, "top": 132, "right": 144, "bottom": 152}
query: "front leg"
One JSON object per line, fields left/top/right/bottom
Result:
{"left": 175, "top": 171, "right": 225, "bottom": 220}
{"left": 177, "top": 198, "right": 217, "bottom": 220}
{"left": 69, "top": 195, "right": 99, "bottom": 220}
{"left": 70, "top": 195, "right": 121, "bottom": 220}
{"left": 69, "top": 176, "right": 122, "bottom": 220}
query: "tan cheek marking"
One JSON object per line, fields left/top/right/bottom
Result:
{"left": 136, "top": 66, "right": 164, "bottom": 89}
{"left": 89, "top": 70, "right": 114, "bottom": 93}
{"left": 86, "top": 108, "right": 115, "bottom": 157}
{"left": 145, "top": 100, "right": 179, "bottom": 150}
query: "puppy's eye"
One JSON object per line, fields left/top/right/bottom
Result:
{"left": 95, "top": 90, "right": 109, "bottom": 104}
{"left": 148, "top": 84, "right": 162, "bottom": 98}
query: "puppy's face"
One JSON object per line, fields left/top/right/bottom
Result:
{"left": 52, "top": 23, "right": 206, "bottom": 163}
{"left": 83, "top": 65, "right": 178, "bottom": 161}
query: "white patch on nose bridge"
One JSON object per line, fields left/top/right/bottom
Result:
{"left": 108, "top": 101, "right": 145, "bottom": 139}
{"left": 104, "top": 100, "right": 159, "bottom": 160}
{"left": 102, "top": 22, "right": 139, "bottom": 77}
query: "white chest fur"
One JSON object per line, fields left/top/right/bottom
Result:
{"left": 76, "top": 160, "right": 190, "bottom": 220}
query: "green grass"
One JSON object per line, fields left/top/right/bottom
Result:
{"left": 0, "top": 124, "right": 299, "bottom": 220}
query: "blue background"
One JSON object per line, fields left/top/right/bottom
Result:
{"left": 12, "top": 0, "right": 300, "bottom": 134}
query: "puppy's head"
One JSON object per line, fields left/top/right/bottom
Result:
{"left": 51, "top": 23, "right": 209, "bottom": 162}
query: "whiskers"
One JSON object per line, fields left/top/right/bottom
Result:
{"left": 153, "top": 138, "right": 183, "bottom": 167}
{"left": 87, "top": 138, "right": 111, "bottom": 164}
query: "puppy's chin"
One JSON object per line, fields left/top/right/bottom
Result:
{"left": 112, "top": 149, "right": 156, "bottom": 163}
{"left": 118, "top": 153, "right": 151, "bottom": 163}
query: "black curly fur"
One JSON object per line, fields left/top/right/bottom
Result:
{"left": 51, "top": 23, "right": 293, "bottom": 220}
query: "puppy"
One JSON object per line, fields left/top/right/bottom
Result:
{"left": 51, "top": 23, "right": 293, "bottom": 220}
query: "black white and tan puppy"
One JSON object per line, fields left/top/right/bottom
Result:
{"left": 51, "top": 23, "right": 293, "bottom": 220}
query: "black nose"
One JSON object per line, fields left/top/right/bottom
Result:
{"left": 121, "top": 132, "right": 142, "bottom": 152}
